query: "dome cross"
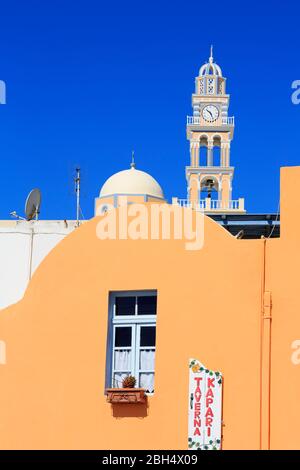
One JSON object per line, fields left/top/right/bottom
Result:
{"left": 131, "top": 150, "right": 136, "bottom": 169}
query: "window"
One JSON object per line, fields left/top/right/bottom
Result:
{"left": 218, "top": 80, "right": 224, "bottom": 94}
{"left": 207, "top": 78, "right": 215, "bottom": 95}
{"left": 106, "top": 291, "right": 157, "bottom": 394}
{"left": 199, "top": 78, "right": 204, "bottom": 95}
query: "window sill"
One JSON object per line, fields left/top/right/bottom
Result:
{"left": 106, "top": 388, "right": 147, "bottom": 404}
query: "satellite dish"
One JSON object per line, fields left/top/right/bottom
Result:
{"left": 25, "top": 189, "right": 41, "bottom": 221}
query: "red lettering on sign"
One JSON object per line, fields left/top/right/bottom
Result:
{"left": 195, "top": 389, "right": 201, "bottom": 402}
{"left": 194, "top": 377, "right": 203, "bottom": 387}
{"left": 206, "top": 397, "right": 213, "bottom": 407}
{"left": 205, "top": 407, "right": 214, "bottom": 418}
{"left": 207, "top": 377, "right": 215, "bottom": 388}
{"left": 190, "top": 366, "right": 222, "bottom": 445}
{"left": 206, "top": 417, "right": 213, "bottom": 426}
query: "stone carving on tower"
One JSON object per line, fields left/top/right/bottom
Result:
{"left": 185, "top": 47, "right": 245, "bottom": 213}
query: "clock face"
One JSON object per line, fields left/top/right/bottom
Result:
{"left": 202, "top": 105, "right": 219, "bottom": 123}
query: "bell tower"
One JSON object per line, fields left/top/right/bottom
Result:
{"left": 185, "top": 47, "right": 245, "bottom": 213}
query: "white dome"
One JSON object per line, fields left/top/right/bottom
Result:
{"left": 199, "top": 46, "right": 222, "bottom": 77}
{"left": 99, "top": 166, "right": 164, "bottom": 199}
{"left": 199, "top": 61, "right": 222, "bottom": 77}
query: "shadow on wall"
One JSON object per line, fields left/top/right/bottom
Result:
{"left": 111, "top": 402, "right": 148, "bottom": 419}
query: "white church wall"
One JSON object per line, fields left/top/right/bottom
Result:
{"left": 0, "top": 220, "right": 79, "bottom": 310}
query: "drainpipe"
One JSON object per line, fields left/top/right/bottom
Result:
{"left": 260, "top": 237, "right": 272, "bottom": 449}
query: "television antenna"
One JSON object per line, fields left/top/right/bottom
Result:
{"left": 74, "top": 167, "right": 81, "bottom": 226}
{"left": 10, "top": 188, "right": 42, "bottom": 221}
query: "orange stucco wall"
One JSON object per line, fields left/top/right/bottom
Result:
{"left": 265, "top": 167, "right": 300, "bottom": 449}
{"left": 0, "top": 167, "right": 299, "bottom": 450}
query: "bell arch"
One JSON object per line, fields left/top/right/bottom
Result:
{"left": 200, "top": 175, "right": 220, "bottom": 201}
{"left": 199, "top": 135, "right": 208, "bottom": 167}
{"left": 213, "top": 135, "right": 222, "bottom": 167}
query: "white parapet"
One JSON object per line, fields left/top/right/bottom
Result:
{"left": 186, "top": 116, "right": 234, "bottom": 126}
{"left": 175, "top": 198, "right": 245, "bottom": 213}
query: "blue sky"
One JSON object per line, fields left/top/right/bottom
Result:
{"left": 0, "top": 0, "right": 299, "bottom": 219}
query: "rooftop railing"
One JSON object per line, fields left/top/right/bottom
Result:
{"left": 175, "top": 198, "right": 244, "bottom": 212}
{"left": 186, "top": 116, "right": 234, "bottom": 126}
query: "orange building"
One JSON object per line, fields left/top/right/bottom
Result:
{"left": 0, "top": 52, "right": 299, "bottom": 451}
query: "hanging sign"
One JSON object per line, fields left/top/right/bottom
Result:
{"left": 188, "top": 358, "right": 222, "bottom": 450}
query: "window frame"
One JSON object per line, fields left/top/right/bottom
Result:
{"left": 105, "top": 290, "right": 157, "bottom": 394}
{"left": 136, "top": 324, "right": 156, "bottom": 388}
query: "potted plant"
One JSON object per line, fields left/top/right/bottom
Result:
{"left": 122, "top": 375, "right": 136, "bottom": 389}
{"left": 106, "top": 375, "right": 146, "bottom": 404}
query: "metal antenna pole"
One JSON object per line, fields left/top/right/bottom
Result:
{"left": 75, "top": 167, "right": 80, "bottom": 227}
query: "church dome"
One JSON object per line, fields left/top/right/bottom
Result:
{"left": 99, "top": 165, "right": 164, "bottom": 199}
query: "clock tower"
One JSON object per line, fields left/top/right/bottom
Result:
{"left": 185, "top": 47, "right": 245, "bottom": 213}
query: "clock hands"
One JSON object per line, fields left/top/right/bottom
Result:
{"left": 202, "top": 105, "right": 218, "bottom": 122}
